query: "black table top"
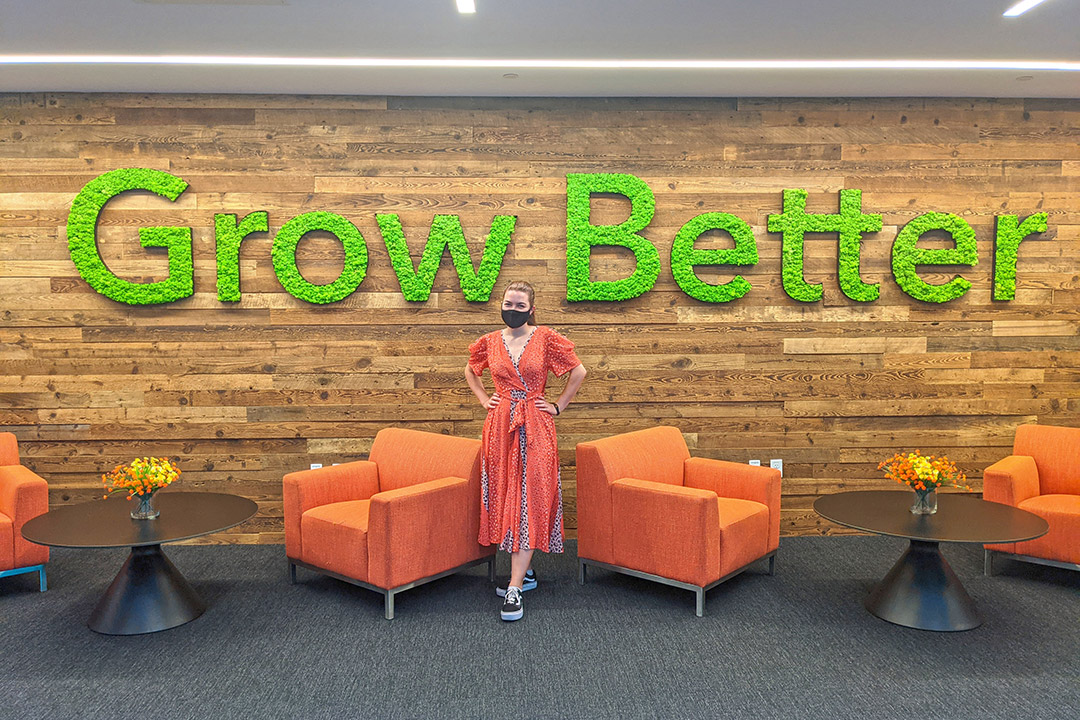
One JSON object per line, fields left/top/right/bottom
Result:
{"left": 21, "top": 492, "right": 258, "bottom": 549}
{"left": 813, "top": 490, "right": 1049, "bottom": 544}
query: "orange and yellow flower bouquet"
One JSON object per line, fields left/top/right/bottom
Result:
{"left": 878, "top": 450, "right": 969, "bottom": 514}
{"left": 102, "top": 457, "right": 181, "bottom": 519}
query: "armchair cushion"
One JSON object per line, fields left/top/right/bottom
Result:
{"left": 685, "top": 457, "right": 782, "bottom": 552}
{"left": 586, "top": 426, "right": 690, "bottom": 489}
{"left": 611, "top": 477, "right": 720, "bottom": 587}
{"left": 0, "top": 511, "right": 13, "bottom": 570}
{"left": 1014, "top": 423, "right": 1080, "bottom": 496}
{"left": 283, "top": 460, "right": 379, "bottom": 559}
{"left": 1015, "top": 495, "right": 1080, "bottom": 565}
{"left": 369, "top": 428, "right": 480, "bottom": 492}
{"left": 367, "top": 476, "right": 473, "bottom": 589}
{"left": 300, "top": 500, "right": 371, "bottom": 581}
{"left": 716, "top": 498, "right": 770, "bottom": 577}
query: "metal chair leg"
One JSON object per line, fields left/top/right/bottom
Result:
{"left": 695, "top": 587, "right": 704, "bottom": 617}
{"left": 769, "top": 554, "right": 776, "bottom": 576}
{"left": 384, "top": 591, "right": 395, "bottom": 620}
{"left": 488, "top": 556, "right": 496, "bottom": 582}
{"left": 984, "top": 549, "right": 994, "bottom": 577}
{"left": 0, "top": 564, "right": 47, "bottom": 592}
{"left": 288, "top": 562, "right": 297, "bottom": 585}
{"left": 579, "top": 560, "right": 587, "bottom": 585}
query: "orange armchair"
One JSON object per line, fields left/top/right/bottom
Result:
{"left": 576, "top": 426, "right": 780, "bottom": 616}
{"left": 0, "top": 432, "right": 49, "bottom": 592}
{"left": 983, "top": 424, "right": 1080, "bottom": 575}
{"left": 283, "top": 428, "right": 495, "bottom": 618}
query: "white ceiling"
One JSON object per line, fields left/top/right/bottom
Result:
{"left": 0, "top": 0, "right": 1078, "bottom": 97}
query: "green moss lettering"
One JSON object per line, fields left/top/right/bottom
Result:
{"left": 892, "top": 213, "right": 978, "bottom": 303}
{"left": 993, "top": 213, "right": 1048, "bottom": 300}
{"left": 67, "top": 168, "right": 193, "bottom": 305}
{"left": 836, "top": 190, "right": 883, "bottom": 302}
{"left": 215, "top": 211, "right": 269, "bottom": 302}
{"left": 670, "top": 213, "right": 758, "bottom": 303}
{"left": 565, "top": 173, "right": 660, "bottom": 302}
{"left": 766, "top": 189, "right": 882, "bottom": 302}
{"left": 272, "top": 212, "right": 367, "bottom": 304}
{"left": 376, "top": 214, "right": 516, "bottom": 302}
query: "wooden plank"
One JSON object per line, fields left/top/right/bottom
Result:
{"left": 991, "top": 320, "right": 1079, "bottom": 337}
{"left": 784, "top": 338, "right": 927, "bottom": 355}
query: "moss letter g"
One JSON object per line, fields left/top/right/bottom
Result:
{"left": 67, "top": 168, "right": 193, "bottom": 305}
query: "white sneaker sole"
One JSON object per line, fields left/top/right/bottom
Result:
{"left": 500, "top": 607, "right": 524, "bottom": 621}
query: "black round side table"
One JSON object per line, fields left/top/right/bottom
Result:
{"left": 22, "top": 492, "right": 257, "bottom": 635}
{"left": 814, "top": 490, "right": 1048, "bottom": 632}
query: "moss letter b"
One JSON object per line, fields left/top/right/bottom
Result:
{"left": 566, "top": 173, "right": 660, "bottom": 302}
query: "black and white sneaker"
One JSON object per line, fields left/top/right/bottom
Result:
{"left": 500, "top": 586, "right": 523, "bottom": 621}
{"left": 496, "top": 569, "right": 537, "bottom": 597}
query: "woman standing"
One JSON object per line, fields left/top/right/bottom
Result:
{"left": 465, "top": 281, "right": 587, "bottom": 621}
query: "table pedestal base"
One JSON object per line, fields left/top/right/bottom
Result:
{"left": 88, "top": 544, "right": 206, "bottom": 635}
{"left": 865, "top": 539, "right": 980, "bottom": 632}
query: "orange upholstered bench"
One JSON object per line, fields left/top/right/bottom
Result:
{"left": 284, "top": 427, "right": 495, "bottom": 618}
{"left": 0, "top": 432, "right": 49, "bottom": 593}
{"left": 983, "top": 423, "right": 1080, "bottom": 575}
{"left": 575, "top": 426, "right": 780, "bottom": 616}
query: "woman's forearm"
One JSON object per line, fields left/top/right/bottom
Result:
{"left": 556, "top": 364, "right": 587, "bottom": 411}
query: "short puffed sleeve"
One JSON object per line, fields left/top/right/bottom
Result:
{"left": 545, "top": 327, "right": 581, "bottom": 377}
{"left": 467, "top": 334, "right": 489, "bottom": 376}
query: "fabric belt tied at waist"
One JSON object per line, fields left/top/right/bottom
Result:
{"left": 507, "top": 388, "right": 543, "bottom": 432}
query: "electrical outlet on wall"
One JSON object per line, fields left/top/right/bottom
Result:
{"left": 770, "top": 458, "right": 783, "bottom": 476}
{"left": 310, "top": 463, "right": 323, "bottom": 470}
{"left": 748, "top": 459, "right": 761, "bottom": 466}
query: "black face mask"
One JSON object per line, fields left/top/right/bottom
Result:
{"left": 501, "top": 308, "right": 532, "bottom": 329}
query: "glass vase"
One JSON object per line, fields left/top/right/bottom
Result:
{"left": 131, "top": 491, "right": 160, "bottom": 520}
{"left": 910, "top": 488, "right": 938, "bottom": 515}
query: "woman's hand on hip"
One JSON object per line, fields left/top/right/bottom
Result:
{"left": 484, "top": 392, "right": 501, "bottom": 410}
{"left": 535, "top": 398, "right": 559, "bottom": 416}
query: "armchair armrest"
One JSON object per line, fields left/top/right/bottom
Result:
{"left": 684, "top": 457, "right": 779, "bottom": 505}
{"left": 610, "top": 477, "right": 720, "bottom": 586}
{"left": 0, "top": 433, "right": 18, "bottom": 465}
{"left": 366, "top": 476, "right": 474, "bottom": 589}
{"left": 0, "top": 464, "right": 50, "bottom": 567}
{"left": 283, "top": 460, "right": 380, "bottom": 558}
{"left": 684, "top": 457, "right": 781, "bottom": 551}
{"left": 982, "top": 455, "right": 1039, "bottom": 507}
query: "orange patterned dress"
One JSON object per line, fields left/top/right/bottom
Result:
{"left": 468, "top": 325, "right": 581, "bottom": 553}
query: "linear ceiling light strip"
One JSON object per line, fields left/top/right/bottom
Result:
{"left": 0, "top": 56, "right": 1078, "bottom": 71}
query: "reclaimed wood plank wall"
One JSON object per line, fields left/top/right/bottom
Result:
{"left": 1, "top": 93, "right": 1078, "bottom": 543}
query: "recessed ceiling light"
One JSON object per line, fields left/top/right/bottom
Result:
{"left": 456, "top": 0, "right": 476, "bottom": 13}
{"left": 503, "top": 73, "right": 519, "bottom": 79}
{"left": 1003, "top": 0, "right": 1052, "bottom": 17}
{"left": 1016, "top": 75, "right": 1034, "bottom": 81}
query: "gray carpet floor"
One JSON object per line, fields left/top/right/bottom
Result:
{"left": 1, "top": 538, "right": 1077, "bottom": 720}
